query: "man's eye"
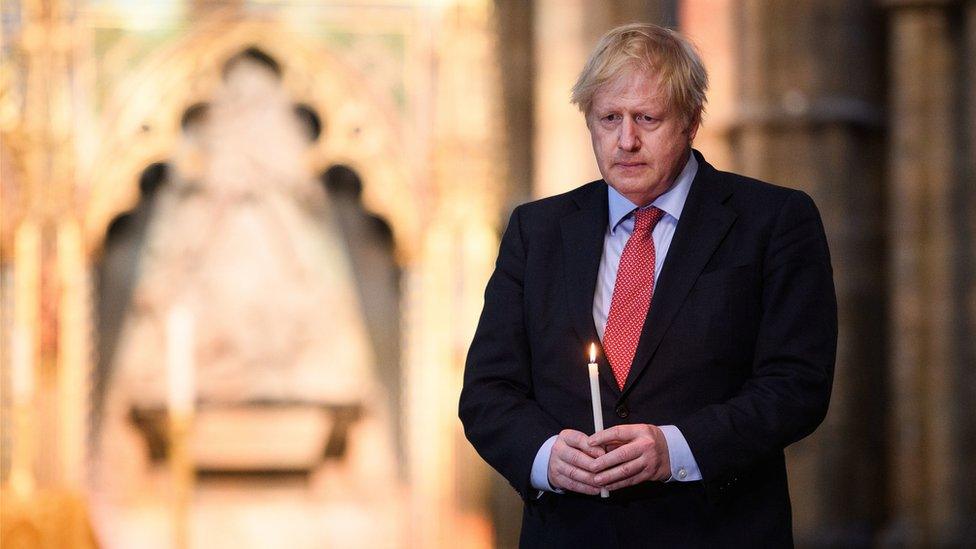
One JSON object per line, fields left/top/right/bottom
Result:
{"left": 636, "top": 114, "right": 655, "bottom": 122}
{"left": 603, "top": 114, "right": 621, "bottom": 122}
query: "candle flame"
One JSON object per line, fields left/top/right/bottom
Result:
{"left": 589, "top": 343, "right": 597, "bottom": 363}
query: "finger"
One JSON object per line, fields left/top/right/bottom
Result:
{"left": 588, "top": 424, "right": 637, "bottom": 447}
{"left": 587, "top": 425, "right": 621, "bottom": 447}
{"left": 552, "top": 461, "right": 601, "bottom": 494}
{"left": 576, "top": 441, "right": 607, "bottom": 459}
{"left": 592, "top": 441, "right": 644, "bottom": 472}
{"left": 565, "top": 446, "right": 601, "bottom": 473}
{"left": 603, "top": 469, "right": 652, "bottom": 492}
{"left": 562, "top": 459, "right": 600, "bottom": 487}
{"left": 594, "top": 453, "right": 647, "bottom": 486}
{"left": 562, "top": 431, "right": 606, "bottom": 458}
{"left": 555, "top": 474, "right": 602, "bottom": 496}
{"left": 559, "top": 429, "right": 590, "bottom": 449}
{"left": 553, "top": 443, "right": 594, "bottom": 471}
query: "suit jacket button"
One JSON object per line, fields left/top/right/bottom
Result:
{"left": 615, "top": 405, "right": 629, "bottom": 419}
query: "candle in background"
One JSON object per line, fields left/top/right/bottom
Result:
{"left": 11, "top": 325, "right": 34, "bottom": 407}
{"left": 587, "top": 342, "right": 609, "bottom": 498}
{"left": 9, "top": 324, "right": 36, "bottom": 495}
{"left": 167, "top": 304, "right": 195, "bottom": 416}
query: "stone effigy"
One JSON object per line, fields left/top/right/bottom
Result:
{"left": 113, "top": 55, "right": 376, "bottom": 408}
{"left": 97, "top": 55, "right": 395, "bottom": 486}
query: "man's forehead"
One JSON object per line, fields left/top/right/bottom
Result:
{"left": 591, "top": 70, "right": 666, "bottom": 109}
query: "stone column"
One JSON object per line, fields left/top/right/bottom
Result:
{"left": 680, "top": 0, "right": 737, "bottom": 170}
{"left": 531, "top": 1, "right": 672, "bottom": 200}
{"left": 724, "top": 1, "right": 888, "bottom": 546}
{"left": 531, "top": 0, "right": 602, "bottom": 199}
{"left": 56, "top": 220, "right": 91, "bottom": 489}
{"left": 488, "top": 9, "right": 537, "bottom": 541}
{"left": 12, "top": 0, "right": 88, "bottom": 491}
{"left": 494, "top": 0, "right": 536, "bottom": 214}
{"left": 405, "top": 1, "right": 504, "bottom": 547}
{"left": 882, "top": 1, "right": 974, "bottom": 545}
{"left": 961, "top": 2, "right": 976, "bottom": 537}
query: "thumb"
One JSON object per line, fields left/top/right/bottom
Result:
{"left": 579, "top": 442, "right": 606, "bottom": 459}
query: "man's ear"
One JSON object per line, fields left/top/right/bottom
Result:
{"left": 686, "top": 111, "right": 702, "bottom": 142}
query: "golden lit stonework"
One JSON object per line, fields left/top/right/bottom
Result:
{"left": 1, "top": 0, "right": 502, "bottom": 547}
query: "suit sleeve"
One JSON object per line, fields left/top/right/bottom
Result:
{"left": 674, "top": 190, "right": 837, "bottom": 486}
{"left": 458, "top": 206, "right": 563, "bottom": 499}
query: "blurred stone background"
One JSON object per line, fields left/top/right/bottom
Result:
{"left": 1, "top": 1, "right": 973, "bottom": 547}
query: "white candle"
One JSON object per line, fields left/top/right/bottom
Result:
{"left": 166, "top": 305, "right": 195, "bottom": 416}
{"left": 587, "top": 343, "right": 609, "bottom": 498}
{"left": 11, "top": 325, "right": 34, "bottom": 407}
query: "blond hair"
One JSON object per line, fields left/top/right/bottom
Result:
{"left": 571, "top": 23, "right": 709, "bottom": 125}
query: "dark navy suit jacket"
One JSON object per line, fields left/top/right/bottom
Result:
{"left": 459, "top": 152, "right": 837, "bottom": 548}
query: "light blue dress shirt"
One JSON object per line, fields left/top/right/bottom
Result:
{"left": 530, "top": 153, "right": 703, "bottom": 493}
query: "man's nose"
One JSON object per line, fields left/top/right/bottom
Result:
{"left": 618, "top": 118, "right": 640, "bottom": 151}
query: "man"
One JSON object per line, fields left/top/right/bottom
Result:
{"left": 459, "top": 23, "right": 836, "bottom": 548}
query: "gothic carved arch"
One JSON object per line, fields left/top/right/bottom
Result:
{"left": 82, "top": 17, "right": 420, "bottom": 261}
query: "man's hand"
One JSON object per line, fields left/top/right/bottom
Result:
{"left": 548, "top": 429, "right": 606, "bottom": 495}
{"left": 589, "top": 424, "right": 671, "bottom": 491}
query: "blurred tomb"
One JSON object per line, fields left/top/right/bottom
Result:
{"left": 114, "top": 51, "right": 376, "bottom": 408}
{"left": 92, "top": 49, "right": 403, "bottom": 547}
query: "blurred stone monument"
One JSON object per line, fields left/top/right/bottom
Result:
{"left": 98, "top": 52, "right": 395, "bottom": 484}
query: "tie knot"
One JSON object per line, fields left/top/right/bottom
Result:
{"left": 633, "top": 206, "right": 665, "bottom": 233}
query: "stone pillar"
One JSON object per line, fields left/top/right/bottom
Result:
{"left": 680, "top": 0, "right": 737, "bottom": 170}
{"left": 494, "top": 0, "right": 536, "bottom": 214}
{"left": 531, "top": 1, "right": 673, "bottom": 200}
{"left": 882, "top": 1, "right": 974, "bottom": 545}
{"left": 405, "top": 1, "right": 504, "bottom": 547}
{"left": 531, "top": 0, "right": 601, "bottom": 199}
{"left": 11, "top": 0, "right": 88, "bottom": 491}
{"left": 724, "top": 2, "right": 888, "bottom": 546}
{"left": 56, "top": 220, "right": 91, "bottom": 489}
{"left": 487, "top": 11, "right": 533, "bottom": 544}
{"left": 961, "top": 2, "right": 976, "bottom": 537}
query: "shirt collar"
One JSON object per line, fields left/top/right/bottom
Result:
{"left": 607, "top": 152, "right": 698, "bottom": 234}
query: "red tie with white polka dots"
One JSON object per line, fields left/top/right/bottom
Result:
{"left": 603, "top": 206, "right": 665, "bottom": 389}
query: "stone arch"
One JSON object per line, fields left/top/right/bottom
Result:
{"left": 82, "top": 17, "right": 420, "bottom": 262}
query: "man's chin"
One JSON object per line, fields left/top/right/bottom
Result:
{"left": 607, "top": 179, "right": 651, "bottom": 194}
{"left": 613, "top": 164, "right": 649, "bottom": 177}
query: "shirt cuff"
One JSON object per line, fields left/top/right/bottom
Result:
{"left": 659, "top": 424, "right": 702, "bottom": 482}
{"left": 530, "top": 435, "right": 564, "bottom": 494}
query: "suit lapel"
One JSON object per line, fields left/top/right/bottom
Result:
{"left": 621, "top": 154, "right": 737, "bottom": 396}
{"left": 559, "top": 183, "right": 620, "bottom": 395}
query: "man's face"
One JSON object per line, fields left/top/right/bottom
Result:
{"left": 586, "top": 68, "right": 698, "bottom": 206}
